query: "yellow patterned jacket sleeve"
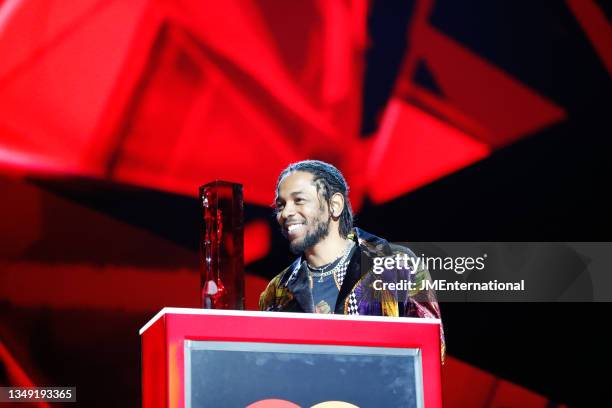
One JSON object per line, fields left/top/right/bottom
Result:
{"left": 259, "top": 275, "right": 279, "bottom": 311}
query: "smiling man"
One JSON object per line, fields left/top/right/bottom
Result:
{"left": 259, "top": 161, "right": 445, "bottom": 354}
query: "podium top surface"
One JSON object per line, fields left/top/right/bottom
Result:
{"left": 139, "top": 307, "right": 441, "bottom": 335}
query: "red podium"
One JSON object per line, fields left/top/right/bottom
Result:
{"left": 140, "top": 308, "right": 442, "bottom": 407}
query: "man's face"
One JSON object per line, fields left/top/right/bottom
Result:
{"left": 275, "top": 171, "right": 331, "bottom": 254}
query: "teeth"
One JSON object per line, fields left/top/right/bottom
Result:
{"left": 287, "top": 224, "right": 302, "bottom": 232}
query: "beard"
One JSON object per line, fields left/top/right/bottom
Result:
{"left": 288, "top": 214, "right": 331, "bottom": 255}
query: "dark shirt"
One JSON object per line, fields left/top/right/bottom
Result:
{"left": 308, "top": 242, "right": 356, "bottom": 314}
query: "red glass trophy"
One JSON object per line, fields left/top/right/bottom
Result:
{"left": 199, "top": 181, "right": 244, "bottom": 310}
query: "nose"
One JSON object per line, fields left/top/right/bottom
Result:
{"left": 278, "top": 201, "right": 296, "bottom": 223}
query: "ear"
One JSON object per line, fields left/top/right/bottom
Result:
{"left": 329, "top": 193, "right": 345, "bottom": 219}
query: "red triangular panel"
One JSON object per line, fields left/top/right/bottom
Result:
{"left": 367, "top": 99, "right": 490, "bottom": 203}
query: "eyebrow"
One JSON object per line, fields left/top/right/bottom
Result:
{"left": 275, "top": 190, "right": 307, "bottom": 203}
{"left": 278, "top": 191, "right": 306, "bottom": 198}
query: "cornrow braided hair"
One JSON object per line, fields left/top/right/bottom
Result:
{"left": 275, "top": 160, "right": 354, "bottom": 237}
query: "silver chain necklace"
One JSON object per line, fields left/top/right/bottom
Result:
{"left": 308, "top": 241, "right": 354, "bottom": 283}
